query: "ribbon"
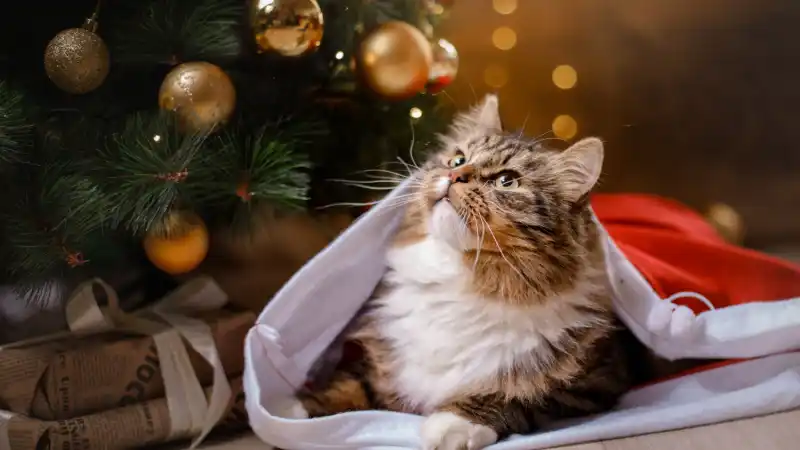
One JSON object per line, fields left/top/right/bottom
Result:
{"left": 0, "top": 409, "right": 12, "bottom": 450}
{"left": 1, "top": 276, "right": 232, "bottom": 449}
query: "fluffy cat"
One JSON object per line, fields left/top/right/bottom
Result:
{"left": 275, "top": 95, "right": 660, "bottom": 450}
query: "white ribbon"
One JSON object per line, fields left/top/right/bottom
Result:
{"left": 0, "top": 276, "right": 232, "bottom": 449}
{"left": 0, "top": 409, "right": 13, "bottom": 450}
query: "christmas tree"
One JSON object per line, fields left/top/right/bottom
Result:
{"left": 0, "top": 0, "right": 457, "bottom": 302}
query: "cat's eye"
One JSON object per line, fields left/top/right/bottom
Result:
{"left": 448, "top": 151, "right": 466, "bottom": 168}
{"left": 493, "top": 172, "right": 520, "bottom": 189}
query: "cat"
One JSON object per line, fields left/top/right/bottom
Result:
{"left": 273, "top": 95, "right": 668, "bottom": 450}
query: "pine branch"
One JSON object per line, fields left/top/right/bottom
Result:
{"left": 189, "top": 119, "right": 321, "bottom": 214}
{"left": 0, "top": 154, "right": 120, "bottom": 291}
{"left": 108, "top": 0, "right": 244, "bottom": 65}
{"left": 0, "top": 81, "right": 33, "bottom": 165}
{"left": 92, "top": 111, "right": 210, "bottom": 235}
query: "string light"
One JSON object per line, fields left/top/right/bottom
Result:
{"left": 409, "top": 107, "right": 423, "bottom": 119}
{"left": 483, "top": 64, "right": 509, "bottom": 88}
{"left": 492, "top": 27, "right": 517, "bottom": 51}
{"left": 552, "top": 115, "right": 578, "bottom": 140}
{"left": 493, "top": 0, "right": 517, "bottom": 15}
{"left": 552, "top": 65, "right": 577, "bottom": 90}
{"left": 334, "top": 51, "right": 344, "bottom": 60}
{"left": 153, "top": 134, "right": 162, "bottom": 142}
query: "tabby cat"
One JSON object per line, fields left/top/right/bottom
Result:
{"left": 274, "top": 95, "right": 664, "bottom": 449}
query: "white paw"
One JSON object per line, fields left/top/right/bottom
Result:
{"left": 421, "top": 412, "right": 498, "bottom": 450}
{"left": 270, "top": 396, "right": 309, "bottom": 420}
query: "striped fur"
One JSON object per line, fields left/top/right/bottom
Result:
{"left": 293, "top": 96, "right": 664, "bottom": 449}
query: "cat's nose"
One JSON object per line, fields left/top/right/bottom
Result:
{"left": 449, "top": 167, "right": 471, "bottom": 183}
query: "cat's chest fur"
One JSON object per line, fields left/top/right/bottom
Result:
{"left": 372, "top": 237, "right": 597, "bottom": 414}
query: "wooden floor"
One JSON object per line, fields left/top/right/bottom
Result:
{"left": 202, "top": 408, "right": 800, "bottom": 450}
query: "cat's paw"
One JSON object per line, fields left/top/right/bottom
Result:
{"left": 270, "top": 396, "right": 309, "bottom": 420}
{"left": 421, "top": 412, "right": 498, "bottom": 450}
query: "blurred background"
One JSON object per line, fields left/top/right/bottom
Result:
{"left": 438, "top": 0, "right": 800, "bottom": 252}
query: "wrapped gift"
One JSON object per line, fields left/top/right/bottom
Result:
{"left": 0, "top": 277, "right": 254, "bottom": 449}
{"left": 0, "top": 310, "right": 251, "bottom": 420}
{"left": 2, "top": 376, "right": 247, "bottom": 450}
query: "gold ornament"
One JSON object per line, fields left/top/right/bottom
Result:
{"left": 357, "top": 21, "right": 433, "bottom": 100}
{"left": 143, "top": 211, "right": 209, "bottom": 275}
{"left": 158, "top": 62, "right": 236, "bottom": 133}
{"left": 426, "top": 38, "right": 459, "bottom": 93}
{"left": 252, "top": 0, "right": 324, "bottom": 57}
{"left": 44, "top": 18, "right": 109, "bottom": 94}
{"left": 706, "top": 202, "right": 745, "bottom": 244}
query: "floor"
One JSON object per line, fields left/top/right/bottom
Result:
{"left": 202, "top": 408, "right": 800, "bottom": 450}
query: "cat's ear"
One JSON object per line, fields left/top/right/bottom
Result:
{"left": 555, "top": 137, "right": 604, "bottom": 201}
{"left": 453, "top": 94, "right": 503, "bottom": 133}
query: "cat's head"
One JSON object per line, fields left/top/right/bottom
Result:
{"left": 410, "top": 94, "right": 603, "bottom": 250}
{"left": 400, "top": 95, "right": 605, "bottom": 299}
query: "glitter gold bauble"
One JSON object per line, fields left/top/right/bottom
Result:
{"left": 143, "top": 211, "right": 209, "bottom": 275}
{"left": 426, "top": 38, "right": 459, "bottom": 93}
{"left": 158, "top": 62, "right": 236, "bottom": 133}
{"left": 357, "top": 21, "right": 433, "bottom": 100}
{"left": 44, "top": 21, "right": 109, "bottom": 94}
{"left": 252, "top": 0, "right": 324, "bottom": 57}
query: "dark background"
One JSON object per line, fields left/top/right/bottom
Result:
{"left": 442, "top": 0, "right": 800, "bottom": 249}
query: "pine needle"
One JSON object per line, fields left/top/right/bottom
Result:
{"left": 0, "top": 81, "right": 33, "bottom": 165}
{"left": 93, "top": 111, "right": 210, "bottom": 235}
{"left": 189, "top": 118, "right": 322, "bottom": 212}
{"left": 109, "top": 0, "right": 244, "bottom": 64}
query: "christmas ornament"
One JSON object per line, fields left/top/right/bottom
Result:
{"left": 706, "top": 202, "right": 745, "bottom": 244}
{"left": 143, "top": 211, "right": 209, "bottom": 275}
{"left": 44, "top": 16, "right": 109, "bottom": 94}
{"left": 252, "top": 0, "right": 324, "bottom": 57}
{"left": 357, "top": 21, "right": 433, "bottom": 100}
{"left": 158, "top": 62, "right": 236, "bottom": 133}
{"left": 426, "top": 38, "right": 458, "bottom": 93}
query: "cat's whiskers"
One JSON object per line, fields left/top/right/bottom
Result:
{"left": 406, "top": 118, "right": 422, "bottom": 171}
{"left": 357, "top": 168, "right": 415, "bottom": 180}
{"left": 472, "top": 210, "right": 485, "bottom": 271}
{"left": 474, "top": 212, "right": 530, "bottom": 287}
{"left": 532, "top": 128, "right": 553, "bottom": 140}
{"left": 513, "top": 113, "right": 531, "bottom": 154}
{"left": 531, "top": 136, "right": 567, "bottom": 148}
{"left": 395, "top": 157, "right": 418, "bottom": 177}
{"left": 316, "top": 192, "right": 419, "bottom": 211}
{"left": 329, "top": 179, "right": 423, "bottom": 193}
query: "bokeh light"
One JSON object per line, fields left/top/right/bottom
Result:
{"left": 492, "top": 27, "right": 517, "bottom": 51}
{"left": 552, "top": 115, "right": 578, "bottom": 140}
{"left": 493, "top": 0, "right": 518, "bottom": 15}
{"left": 484, "top": 64, "right": 509, "bottom": 88}
{"left": 409, "top": 107, "right": 423, "bottom": 119}
{"left": 706, "top": 202, "right": 744, "bottom": 243}
{"left": 552, "top": 65, "right": 578, "bottom": 90}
